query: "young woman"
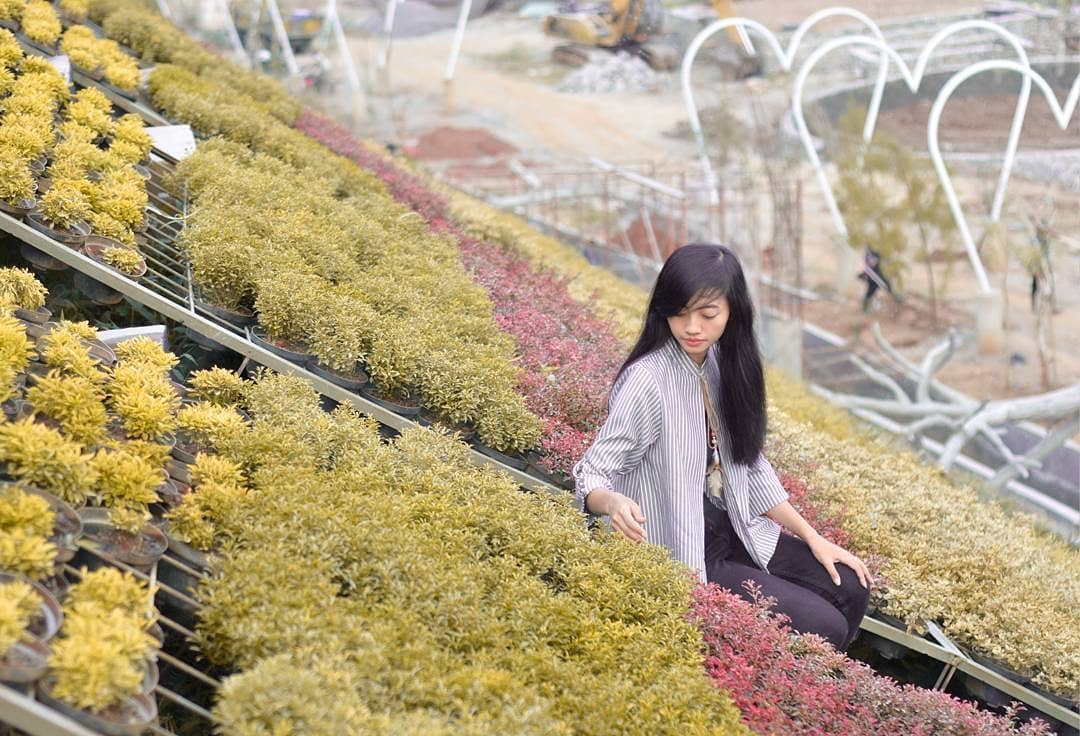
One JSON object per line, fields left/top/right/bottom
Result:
{"left": 573, "top": 243, "right": 871, "bottom": 650}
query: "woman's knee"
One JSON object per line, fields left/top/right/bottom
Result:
{"left": 786, "top": 600, "right": 849, "bottom": 650}
{"left": 837, "top": 566, "right": 871, "bottom": 616}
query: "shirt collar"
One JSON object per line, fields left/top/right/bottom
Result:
{"left": 663, "top": 337, "right": 708, "bottom": 378}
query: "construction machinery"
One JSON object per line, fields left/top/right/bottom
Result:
{"left": 543, "top": 0, "right": 759, "bottom": 75}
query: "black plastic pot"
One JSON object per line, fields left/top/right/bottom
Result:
{"left": 310, "top": 361, "right": 368, "bottom": 392}
{"left": 74, "top": 271, "right": 124, "bottom": 305}
{"left": 968, "top": 650, "right": 1030, "bottom": 686}
{"left": 13, "top": 305, "right": 50, "bottom": 325}
{"left": 25, "top": 212, "right": 89, "bottom": 247}
{"left": 18, "top": 243, "right": 68, "bottom": 272}
{"left": 525, "top": 456, "right": 574, "bottom": 490}
{"left": 0, "top": 197, "right": 35, "bottom": 219}
{"left": 361, "top": 384, "right": 422, "bottom": 416}
{"left": 471, "top": 439, "right": 529, "bottom": 470}
{"left": 250, "top": 326, "right": 312, "bottom": 365}
{"left": 192, "top": 292, "right": 255, "bottom": 327}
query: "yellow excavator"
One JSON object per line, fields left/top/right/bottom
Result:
{"left": 544, "top": 0, "right": 758, "bottom": 75}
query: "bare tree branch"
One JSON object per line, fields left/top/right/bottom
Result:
{"left": 916, "top": 331, "right": 957, "bottom": 404}
{"left": 937, "top": 384, "right": 1080, "bottom": 470}
{"left": 848, "top": 353, "right": 909, "bottom": 403}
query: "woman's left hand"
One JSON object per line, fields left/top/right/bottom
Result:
{"left": 808, "top": 536, "right": 873, "bottom": 589}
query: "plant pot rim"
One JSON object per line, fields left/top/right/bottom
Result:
{"left": 26, "top": 211, "right": 90, "bottom": 245}
{"left": 36, "top": 677, "right": 158, "bottom": 735}
{"left": 82, "top": 239, "right": 148, "bottom": 279}
{"left": 249, "top": 326, "right": 313, "bottom": 364}
{"left": 0, "top": 637, "right": 49, "bottom": 684}
{"left": 0, "top": 571, "right": 63, "bottom": 642}
{"left": 361, "top": 383, "right": 422, "bottom": 416}
{"left": 13, "top": 305, "right": 51, "bottom": 324}
{"left": 77, "top": 507, "right": 168, "bottom": 568}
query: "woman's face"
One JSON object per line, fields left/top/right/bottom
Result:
{"left": 666, "top": 294, "right": 730, "bottom": 365}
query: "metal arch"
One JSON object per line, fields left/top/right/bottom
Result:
{"left": 445, "top": 0, "right": 473, "bottom": 83}
{"left": 928, "top": 61, "right": 1079, "bottom": 296}
{"left": 908, "top": 20, "right": 1033, "bottom": 224}
{"left": 681, "top": 7, "right": 891, "bottom": 209}
{"left": 377, "top": 0, "right": 398, "bottom": 70}
{"left": 378, "top": 0, "right": 473, "bottom": 85}
{"left": 789, "top": 32, "right": 1032, "bottom": 296}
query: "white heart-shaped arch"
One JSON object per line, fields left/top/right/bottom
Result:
{"left": 682, "top": 10, "right": 1033, "bottom": 294}
{"left": 790, "top": 32, "right": 1032, "bottom": 294}
{"left": 928, "top": 61, "right": 1080, "bottom": 293}
{"left": 681, "top": 7, "right": 891, "bottom": 206}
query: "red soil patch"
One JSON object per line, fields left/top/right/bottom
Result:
{"left": 409, "top": 125, "right": 518, "bottom": 161}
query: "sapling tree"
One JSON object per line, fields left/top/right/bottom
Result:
{"left": 834, "top": 105, "right": 958, "bottom": 324}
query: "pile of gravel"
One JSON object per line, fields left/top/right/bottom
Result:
{"left": 557, "top": 51, "right": 659, "bottom": 94}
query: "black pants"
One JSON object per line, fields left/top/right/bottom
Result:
{"left": 704, "top": 500, "right": 869, "bottom": 650}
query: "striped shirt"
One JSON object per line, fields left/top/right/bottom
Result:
{"left": 573, "top": 338, "right": 789, "bottom": 582}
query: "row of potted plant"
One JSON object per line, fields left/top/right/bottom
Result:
{"left": 0, "top": 34, "right": 152, "bottom": 279}
{"left": 292, "top": 107, "right": 646, "bottom": 342}
{"left": 2, "top": 0, "right": 62, "bottom": 53}
{"left": 690, "top": 582, "right": 1052, "bottom": 735}
{"left": 163, "top": 370, "right": 1046, "bottom": 736}
{"left": 83, "top": 0, "right": 301, "bottom": 125}
{"left": 59, "top": 23, "right": 138, "bottom": 92}
{"left": 166, "top": 135, "right": 541, "bottom": 453}
{"left": 762, "top": 386, "right": 1079, "bottom": 699}
{"left": 176, "top": 371, "right": 750, "bottom": 734}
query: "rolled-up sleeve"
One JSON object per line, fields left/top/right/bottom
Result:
{"left": 572, "top": 365, "right": 662, "bottom": 508}
{"left": 745, "top": 452, "right": 790, "bottom": 518}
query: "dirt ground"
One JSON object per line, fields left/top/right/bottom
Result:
{"left": 876, "top": 93, "right": 1080, "bottom": 151}
{"left": 344, "top": 3, "right": 1080, "bottom": 402}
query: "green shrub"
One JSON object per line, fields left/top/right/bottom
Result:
{"left": 766, "top": 405, "right": 1080, "bottom": 696}
{"left": 108, "top": 363, "right": 180, "bottom": 441}
{"left": 66, "top": 567, "right": 156, "bottom": 624}
{"left": 0, "top": 485, "right": 58, "bottom": 580}
{"left": 37, "top": 178, "right": 93, "bottom": 230}
{"left": 113, "top": 336, "right": 177, "bottom": 375}
{"left": 187, "top": 372, "right": 746, "bottom": 734}
{"left": 0, "top": 0, "right": 23, "bottom": 22}
{"left": 0, "top": 149, "right": 36, "bottom": 205}
{"left": 49, "top": 598, "right": 155, "bottom": 711}
{"left": 0, "top": 267, "right": 48, "bottom": 311}
{"left": 25, "top": 371, "right": 109, "bottom": 445}
{"left": 0, "top": 419, "right": 97, "bottom": 505}
{"left": 177, "top": 403, "right": 247, "bottom": 451}
{"left": 21, "top": 0, "right": 61, "bottom": 46}
{"left": 0, "top": 312, "right": 34, "bottom": 403}
{"left": 187, "top": 367, "right": 245, "bottom": 407}
{"left": 0, "top": 579, "right": 37, "bottom": 654}
{"left": 90, "top": 447, "right": 161, "bottom": 516}
{"left": 0, "top": 484, "right": 55, "bottom": 538}
{"left": 39, "top": 322, "right": 108, "bottom": 386}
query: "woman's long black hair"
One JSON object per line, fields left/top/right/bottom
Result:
{"left": 615, "top": 243, "right": 765, "bottom": 465}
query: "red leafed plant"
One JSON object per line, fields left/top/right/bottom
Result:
{"left": 689, "top": 583, "right": 1051, "bottom": 736}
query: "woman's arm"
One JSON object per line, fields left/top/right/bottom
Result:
{"left": 765, "top": 500, "right": 873, "bottom": 589}
{"left": 574, "top": 366, "right": 662, "bottom": 544}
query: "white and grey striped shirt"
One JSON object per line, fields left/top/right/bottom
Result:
{"left": 573, "top": 338, "right": 789, "bottom": 582}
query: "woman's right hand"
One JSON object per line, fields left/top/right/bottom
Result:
{"left": 608, "top": 494, "right": 647, "bottom": 543}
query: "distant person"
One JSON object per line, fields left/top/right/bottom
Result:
{"left": 858, "top": 246, "right": 897, "bottom": 313}
{"left": 574, "top": 244, "right": 872, "bottom": 650}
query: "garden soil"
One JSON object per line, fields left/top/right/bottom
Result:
{"left": 343, "top": 4, "right": 1080, "bottom": 405}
